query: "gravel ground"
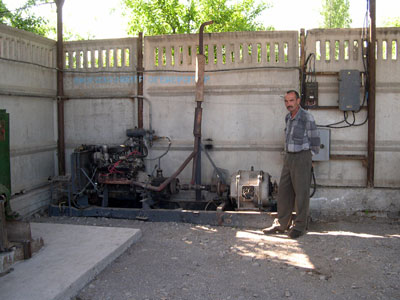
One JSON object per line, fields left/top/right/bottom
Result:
{"left": 31, "top": 215, "right": 400, "bottom": 300}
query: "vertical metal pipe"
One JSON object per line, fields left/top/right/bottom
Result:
{"left": 191, "top": 102, "right": 202, "bottom": 183}
{"left": 198, "top": 21, "right": 213, "bottom": 55}
{"left": 137, "top": 32, "right": 144, "bottom": 128}
{"left": 56, "top": 0, "right": 65, "bottom": 175}
{"left": 191, "top": 21, "right": 212, "bottom": 200}
{"left": 367, "top": 0, "right": 376, "bottom": 187}
{"left": 299, "top": 28, "right": 306, "bottom": 106}
{"left": 192, "top": 102, "right": 203, "bottom": 200}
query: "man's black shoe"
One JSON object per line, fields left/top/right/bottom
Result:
{"left": 288, "top": 229, "right": 303, "bottom": 239}
{"left": 262, "top": 225, "right": 285, "bottom": 234}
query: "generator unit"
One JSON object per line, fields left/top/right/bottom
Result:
{"left": 230, "top": 168, "right": 275, "bottom": 211}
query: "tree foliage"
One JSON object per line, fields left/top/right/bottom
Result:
{"left": 383, "top": 17, "right": 400, "bottom": 27}
{"left": 0, "top": 0, "right": 53, "bottom": 36}
{"left": 320, "top": 0, "right": 352, "bottom": 28}
{"left": 122, "top": 0, "right": 272, "bottom": 35}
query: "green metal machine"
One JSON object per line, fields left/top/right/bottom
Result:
{"left": 0, "top": 110, "right": 33, "bottom": 256}
{"left": 0, "top": 109, "right": 11, "bottom": 191}
{"left": 0, "top": 109, "right": 18, "bottom": 219}
{"left": 0, "top": 109, "right": 10, "bottom": 251}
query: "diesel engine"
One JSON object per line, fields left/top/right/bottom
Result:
{"left": 71, "top": 128, "right": 179, "bottom": 209}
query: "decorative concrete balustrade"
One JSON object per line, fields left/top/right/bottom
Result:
{"left": 63, "top": 38, "right": 138, "bottom": 97}
{"left": 306, "top": 28, "right": 366, "bottom": 71}
{"left": 306, "top": 28, "right": 400, "bottom": 75}
{"left": 374, "top": 28, "right": 400, "bottom": 85}
{"left": 63, "top": 38, "right": 137, "bottom": 71}
{"left": 375, "top": 28, "right": 399, "bottom": 61}
{"left": 144, "top": 31, "right": 298, "bottom": 71}
{"left": 0, "top": 24, "right": 55, "bottom": 68}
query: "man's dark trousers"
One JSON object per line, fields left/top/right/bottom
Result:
{"left": 277, "top": 150, "right": 312, "bottom": 233}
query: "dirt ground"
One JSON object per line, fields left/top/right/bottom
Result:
{"left": 31, "top": 215, "right": 400, "bottom": 300}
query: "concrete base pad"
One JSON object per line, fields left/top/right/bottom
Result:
{"left": 0, "top": 222, "right": 142, "bottom": 300}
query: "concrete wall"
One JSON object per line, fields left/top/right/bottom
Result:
{"left": 0, "top": 24, "right": 56, "bottom": 216}
{"left": 306, "top": 28, "right": 400, "bottom": 188}
{"left": 143, "top": 31, "right": 299, "bottom": 183}
{"left": 311, "top": 187, "right": 400, "bottom": 220}
{"left": 0, "top": 24, "right": 399, "bottom": 217}
{"left": 62, "top": 31, "right": 299, "bottom": 185}
{"left": 63, "top": 38, "right": 138, "bottom": 173}
{"left": 374, "top": 28, "right": 400, "bottom": 187}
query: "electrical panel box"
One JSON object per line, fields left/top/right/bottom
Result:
{"left": 304, "top": 82, "right": 318, "bottom": 108}
{"left": 312, "top": 128, "right": 330, "bottom": 161}
{"left": 339, "top": 70, "right": 360, "bottom": 111}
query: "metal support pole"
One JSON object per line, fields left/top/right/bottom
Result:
{"left": 299, "top": 28, "right": 306, "bottom": 107}
{"left": 193, "top": 102, "right": 203, "bottom": 200}
{"left": 56, "top": 0, "right": 65, "bottom": 175}
{"left": 367, "top": 0, "right": 376, "bottom": 187}
{"left": 191, "top": 21, "right": 212, "bottom": 201}
{"left": 137, "top": 32, "right": 144, "bottom": 128}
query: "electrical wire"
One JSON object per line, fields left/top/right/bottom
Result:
{"left": 205, "top": 66, "right": 301, "bottom": 72}
{"left": 304, "top": 54, "right": 368, "bottom": 129}
{"left": 71, "top": 166, "right": 97, "bottom": 209}
{"left": 317, "top": 110, "right": 368, "bottom": 128}
{"left": 0, "top": 56, "right": 141, "bottom": 73}
{"left": 305, "top": 53, "right": 316, "bottom": 83}
{"left": 0, "top": 56, "right": 57, "bottom": 70}
{"left": 308, "top": 1, "right": 370, "bottom": 129}
{"left": 144, "top": 136, "right": 172, "bottom": 161}
{"left": 301, "top": 53, "right": 317, "bottom": 108}
{"left": 310, "top": 166, "right": 316, "bottom": 198}
{"left": 63, "top": 68, "right": 139, "bottom": 74}
{"left": 204, "top": 199, "right": 218, "bottom": 211}
{"left": 98, "top": 149, "right": 142, "bottom": 177}
{"left": 344, "top": 111, "right": 355, "bottom": 126}
{"left": 0, "top": 55, "right": 300, "bottom": 74}
{"left": 74, "top": 167, "right": 98, "bottom": 197}
{"left": 317, "top": 117, "right": 346, "bottom": 128}
{"left": 64, "top": 65, "right": 300, "bottom": 74}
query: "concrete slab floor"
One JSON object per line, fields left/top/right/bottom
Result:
{"left": 0, "top": 222, "right": 142, "bottom": 300}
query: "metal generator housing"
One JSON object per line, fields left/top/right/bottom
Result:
{"left": 230, "top": 169, "right": 274, "bottom": 210}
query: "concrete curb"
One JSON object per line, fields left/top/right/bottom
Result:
{"left": 57, "top": 225, "right": 142, "bottom": 300}
{"left": 0, "top": 223, "right": 142, "bottom": 300}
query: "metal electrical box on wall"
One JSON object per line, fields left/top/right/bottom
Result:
{"left": 339, "top": 70, "right": 360, "bottom": 111}
{"left": 0, "top": 109, "right": 11, "bottom": 191}
{"left": 312, "top": 128, "right": 330, "bottom": 161}
{"left": 304, "top": 82, "right": 318, "bottom": 108}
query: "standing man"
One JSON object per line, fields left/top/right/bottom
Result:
{"left": 263, "top": 90, "right": 320, "bottom": 238}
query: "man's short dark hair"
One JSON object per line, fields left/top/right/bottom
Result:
{"left": 286, "top": 90, "right": 300, "bottom": 99}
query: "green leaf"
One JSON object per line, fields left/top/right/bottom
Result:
{"left": 122, "top": 0, "right": 272, "bottom": 35}
{"left": 320, "top": 0, "right": 352, "bottom": 29}
{"left": 0, "top": 0, "right": 54, "bottom": 36}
